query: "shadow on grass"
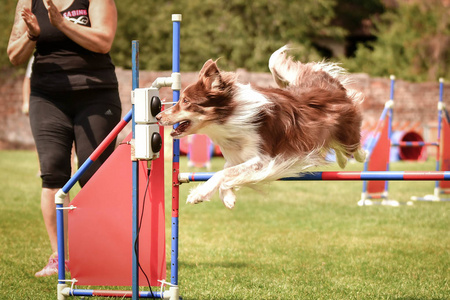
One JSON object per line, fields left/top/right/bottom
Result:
{"left": 396, "top": 298, "right": 448, "bottom": 300}
{"left": 179, "top": 261, "right": 250, "bottom": 269}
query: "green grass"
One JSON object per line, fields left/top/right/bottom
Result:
{"left": 1, "top": 150, "right": 449, "bottom": 299}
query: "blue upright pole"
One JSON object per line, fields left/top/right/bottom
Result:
{"left": 388, "top": 75, "right": 395, "bottom": 140}
{"left": 171, "top": 14, "right": 182, "bottom": 292}
{"left": 435, "top": 78, "right": 444, "bottom": 193}
{"left": 131, "top": 40, "right": 140, "bottom": 300}
{"left": 385, "top": 75, "right": 395, "bottom": 194}
{"left": 56, "top": 200, "right": 66, "bottom": 285}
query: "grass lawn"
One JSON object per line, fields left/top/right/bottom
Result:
{"left": 0, "top": 150, "right": 448, "bottom": 299}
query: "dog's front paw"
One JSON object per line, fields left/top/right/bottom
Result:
{"left": 186, "top": 183, "right": 216, "bottom": 204}
{"left": 186, "top": 191, "right": 209, "bottom": 204}
{"left": 219, "top": 188, "right": 236, "bottom": 209}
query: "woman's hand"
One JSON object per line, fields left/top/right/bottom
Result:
{"left": 43, "top": 0, "right": 118, "bottom": 54}
{"left": 7, "top": 0, "right": 38, "bottom": 65}
{"left": 43, "top": 0, "right": 65, "bottom": 29}
{"left": 21, "top": 7, "right": 40, "bottom": 38}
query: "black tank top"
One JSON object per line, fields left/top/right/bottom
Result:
{"left": 31, "top": 0, "right": 118, "bottom": 92}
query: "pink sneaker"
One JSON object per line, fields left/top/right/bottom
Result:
{"left": 35, "top": 253, "right": 69, "bottom": 277}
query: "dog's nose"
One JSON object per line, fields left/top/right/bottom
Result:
{"left": 155, "top": 113, "right": 161, "bottom": 122}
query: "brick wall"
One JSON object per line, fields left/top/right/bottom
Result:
{"left": 0, "top": 67, "right": 448, "bottom": 149}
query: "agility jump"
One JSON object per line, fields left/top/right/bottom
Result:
{"left": 55, "top": 14, "right": 182, "bottom": 300}
{"left": 359, "top": 76, "right": 449, "bottom": 206}
{"left": 411, "top": 78, "right": 450, "bottom": 202}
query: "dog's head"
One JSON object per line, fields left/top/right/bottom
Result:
{"left": 156, "top": 59, "right": 237, "bottom": 138}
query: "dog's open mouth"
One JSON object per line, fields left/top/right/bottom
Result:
{"left": 171, "top": 120, "right": 191, "bottom": 137}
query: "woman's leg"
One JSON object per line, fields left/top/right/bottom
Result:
{"left": 73, "top": 89, "right": 121, "bottom": 187}
{"left": 40, "top": 187, "right": 69, "bottom": 256}
{"left": 29, "top": 91, "right": 73, "bottom": 276}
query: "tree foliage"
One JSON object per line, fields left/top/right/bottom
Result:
{"left": 343, "top": 1, "right": 450, "bottom": 82}
{"left": 0, "top": 0, "right": 21, "bottom": 74}
{"left": 113, "top": 0, "right": 345, "bottom": 72}
{"left": 0, "top": 0, "right": 379, "bottom": 72}
{"left": 1, "top": 0, "right": 448, "bottom": 82}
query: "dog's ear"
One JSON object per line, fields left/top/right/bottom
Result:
{"left": 199, "top": 59, "right": 222, "bottom": 91}
{"left": 198, "top": 59, "right": 216, "bottom": 77}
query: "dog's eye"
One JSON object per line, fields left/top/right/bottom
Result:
{"left": 182, "top": 98, "right": 189, "bottom": 104}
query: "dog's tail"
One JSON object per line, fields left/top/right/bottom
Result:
{"left": 268, "top": 45, "right": 294, "bottom": 88}
{"left": 268, "top": 45, "right": 364, "bottom": 104}
{"left": 268, "top": 45, "right": 350, "bottom": 87}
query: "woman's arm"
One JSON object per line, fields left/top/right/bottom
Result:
{"left": 44, "top": 0, "right": 117, "bottom": 54}
{"left": 7, "top": 0, "right": 39, "bottom": 66}
{"left": 22, "top": 57, "right": 34, "bottom": 114}
{"left": 22, "top": 75, "right": 31, "bottom": 114}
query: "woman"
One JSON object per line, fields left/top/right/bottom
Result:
{"left": 7, "top": 0, "right": 122, "bottom": 277}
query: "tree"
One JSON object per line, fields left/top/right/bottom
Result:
{"left": 114, "top": 0, "right": 345, "bottom": 72}
{"left": 1, "top": 0, "right": 22, "bottom": 73}
{"left": 1, "top": 0, "right": 381, "bottom": 73}
{"left": 343, "top": 1, "right": 450, "bottom": 82}
{"left": 5, "top": 0, "right": 447, "bottom": 82}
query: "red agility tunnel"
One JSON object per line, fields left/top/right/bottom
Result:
{"left": 390, "top": 130, "right": 427, "bottom": 161}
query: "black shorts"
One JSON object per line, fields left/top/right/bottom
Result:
{"left": 29, "top": 88, "right": 122, "bottom": 188}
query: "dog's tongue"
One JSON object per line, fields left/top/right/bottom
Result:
{"left": 170, "top": 129, "right": 180, "bottom": 137}
{"left": 171, "top": 120, "right": 190, "bottom": 137}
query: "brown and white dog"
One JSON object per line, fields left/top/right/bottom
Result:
{"left": 156, "top": 46, "right": 366, "bottom": 209}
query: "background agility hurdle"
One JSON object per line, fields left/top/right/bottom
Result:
{"left": 359, "top": 76, "right": 449, "bottom": 206}
{"left": 55, "top": 15, "right": 182, "bottom": 300}
{"left": 411, "top": 78, "right": 450, "bottom": 202}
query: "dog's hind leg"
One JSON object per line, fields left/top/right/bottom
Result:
{"left": 353, "top": 147, "right": 367, "bottom": 163}
{"left": 330, "top": 142, "right": 349, "bottom": 169}
{"left": 334, "top": 149, "right": 348, "bottom": 169}
{"left": 334, "top": 146, "right": 366, "bottom": 168}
